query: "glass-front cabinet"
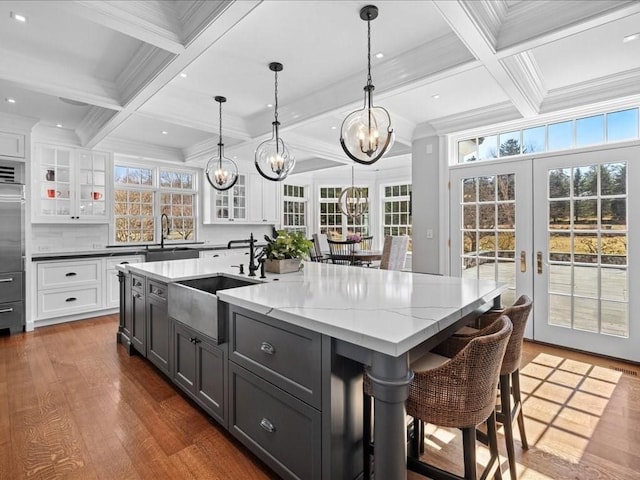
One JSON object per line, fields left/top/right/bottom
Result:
{"left": 33, "top": 144, "right": 110, "bottom": 223}
{"left": 203, "top": 174, "right": 247, "bottom": 223}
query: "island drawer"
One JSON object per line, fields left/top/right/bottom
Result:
{"left": 229, "top": 362, "right": 321, "bottom": 480}
{"left": 229, "top": 308, "right": 322, "bottom": 408}
{"left": 148, "top": 280, "right": 167, "bottom": 302}
{"left": 131, "top": 274, "right": 145, "bottom": 293}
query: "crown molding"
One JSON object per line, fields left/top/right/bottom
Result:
{"left": 496, "top": 0, "right": 640, "bottom": 56}
{"left": 178, "top": 1, "right": 246, "bottom": 47}
{"left": 97, "top": 136, "right": 184, "bottom": 162}
{"left": 32, "top": 124, "right": 81, "bottom": 146}
{"left": 541, "top": 68, "right": 640, "bottom": 114}
{"left": 76, "top": 107, "right": 118, "bottom": 147}
{"left": 501, "top": 51, "right": 547, "bottom": 112}
{"left": 460, "top": 0, "right": 509, "bottom": 52}
{"left": 428, "top": 101, "right": 522, "bottom": 135}
{"left": 116, "top": 44, "right": 176, "bottom": 106}
{"left": 67, "top": 1, "right": 184, "bottom": 54}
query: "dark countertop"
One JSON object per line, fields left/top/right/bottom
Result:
{"left": 31, "top": 243, "right": 267, "bottom": 262}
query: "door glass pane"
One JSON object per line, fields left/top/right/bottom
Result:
{"left": 497, "top": 174, "right": 515, "bottom": 201}
{"left": 497, "top": 203, "right": 515, "bottom": 228}
{"left": 478, "top": 205, "right": 495, "bottom": 228}
{"left": 462, "top": 178, "right": 476, "bottom": 201}
{"left": 545, "top": 161, "right": 628, "bottom": 338}
{"left": 478, "top": 177, "right": 495, "bottom": 201}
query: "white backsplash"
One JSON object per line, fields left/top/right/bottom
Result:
{"left": 31, "top": 223, "right": 276, "bottom": 253}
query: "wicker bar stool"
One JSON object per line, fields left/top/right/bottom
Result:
{"left": 363, "top": 315, "right": 512, "bottom": 480}
{"left": 435, "top": 295, "right": 533, "bottom": 480}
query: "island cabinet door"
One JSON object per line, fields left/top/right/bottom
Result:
{"left": 229, "top": 362, "right": 321, "bottom": 480}
{"left": 196, "top": 336, "right": 226, "bottom": 426}
{"left": 173, "top": 321, "right": 197, "bottom": 394}
{"left": 146, "top": 280, "right": 170, "bottom": 376}
{"left": 130, "top": 275, "right": 146, "bottom": 355}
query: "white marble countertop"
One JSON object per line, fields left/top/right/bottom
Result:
{"left": 119, "top": 258, "right": 506, "bottom": 357}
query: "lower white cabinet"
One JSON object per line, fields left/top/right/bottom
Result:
{"left": 106, "top": 256, "right": 144, "bottom": 308}
{"left": 36, "top": 255, "right": 143, "bottom": 321}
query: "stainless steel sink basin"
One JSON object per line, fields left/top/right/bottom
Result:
{"left": 145, "top": 248, "right": 200, "bottom": 262}
{"left": 168, "top": 275, "right": 260, "bottom": 342}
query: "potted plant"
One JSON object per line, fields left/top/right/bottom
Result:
{"left": 262, "top": 230, "right": 314, "bottom": 274}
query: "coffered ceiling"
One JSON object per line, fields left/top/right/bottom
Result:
{"left": 1, "top": 0, "right": 639, "bottom": 173}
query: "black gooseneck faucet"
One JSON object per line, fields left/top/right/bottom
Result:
{"left": 247, "top": 233, "right": 258, "bottom": 277}
{"left": 160, "top": 213, "right": 170, "bottom": 248}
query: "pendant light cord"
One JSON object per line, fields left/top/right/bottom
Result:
{"left": 217, "top": 99, "right": 223, "bottom": 165}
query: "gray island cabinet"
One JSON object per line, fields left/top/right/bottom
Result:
{"left": 117, "top": 258, "right": 506, "bottom": 480}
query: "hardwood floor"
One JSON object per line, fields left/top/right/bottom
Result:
{"left": 1, "top": 315, "right": 639, "bottom": 479}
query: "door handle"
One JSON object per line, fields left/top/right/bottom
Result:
{"left": 520, "top": 251, "right": 526, "bottom": 273}
{"left": 537, "top": 252, "right": 543, "bottom": 274}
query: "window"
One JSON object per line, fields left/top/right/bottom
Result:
{"left": 114, "top": 162, "right": 197, "bottom": 244}
{"left": 283, "top": 184, "right": 307, "bottom": 236}
{"left": 382, "top": 183, "right": 412, "bottom": 251}
{"left": 319, "top": 186, "right": 370, "bottom": 240}
{"left": 457, "top": 107, "right": 639, "bottom": 163}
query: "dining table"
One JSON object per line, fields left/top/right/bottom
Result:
{"left": 330, "top": 249, "right": 383, "bottom": 265}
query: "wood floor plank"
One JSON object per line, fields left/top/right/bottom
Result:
{"left": 4, "top": 315, "right": 640, "bottom": 479}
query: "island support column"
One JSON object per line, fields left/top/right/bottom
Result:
{"left": 366, "top": 351, "right": 413, "bottom": 480}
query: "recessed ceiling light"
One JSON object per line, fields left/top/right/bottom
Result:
{"left": 375, "top": 52, "right": 384, "bottom": 59}
{"left": 161, "top": 131, "right": 168, "bottom": 135}
{"left": 56, "top": 124, "right": 63, "bottom": 128}
{"left": 331, "top": 126, "right": 337, "bottom": 130}
{"left": 623, "top": 33, "right": 639, "bottom": 43}
{"left": 266, "top": 103, "right": 273, "bottom": 108}
{"left": 10, "top": 12, "right": 27, "bottom": 23}
{"left": 5, "top": 98, "right": 16, "bottom": 104}
{"left": 432, "top": 94, "right": 440, "bottom": 99}
{"left": 179, "top": 72, "right": 188, "bottom": 78}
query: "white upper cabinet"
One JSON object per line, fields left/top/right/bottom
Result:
{"left": 33, "top": 143, "right": 110, "bottom": 223}
{"left": 248, "top": 174, "right": 281, "bottom": 225}
{"left": 0, "top": 131, "right": 25, "bottom": 159}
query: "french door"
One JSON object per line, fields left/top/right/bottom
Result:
{"left": 532, "top": 146, "right": 637, "bottom": 361}
{"left": 450, "top": 160, "right": 534, "bottom": 338}
{"left": 450, "top": 145, "right": 639, "bottom": 362}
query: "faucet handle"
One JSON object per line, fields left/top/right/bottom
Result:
{"left": 231, "top": 264, "right": 245, "bottom": 275}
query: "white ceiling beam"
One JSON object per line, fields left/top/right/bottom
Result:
{"left": 61, "top": 0, "right": 185, "bottom": 54}
{"left": 496, "top": 0, "right": 640, "bottom": 57}
{"left": 433, "top": 0, "right": 539, "bottom": 117}
{"left": 81, "top": 0, "right": 262, "bottom": 149}
{"left": 0, "top": 47, "right": 122, "bottom": 111}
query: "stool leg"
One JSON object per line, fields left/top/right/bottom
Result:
{"left": 363, "top": 392, "right": 372, "bottom": 480}
{"left": 462, "top": 427, "right": 478, "bottom": 480}
{"left": 500, "top": 374, "right": 517, "bottom": 480}
{"left": 512, "top": 370, "right": 529, "bottom": 450}
{"left": 487, "top": 412, "right": 503, "bottom": 480}
{"left": 410, "top": 418, "right": 421, "bottom": 459}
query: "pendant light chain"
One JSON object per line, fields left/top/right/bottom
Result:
{"left": 366, "top": 15, "right": 372, "bottom": 87}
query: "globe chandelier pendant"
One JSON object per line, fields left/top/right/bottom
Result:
{"left": 205, "top": 96, "right": 239, "bottom": 191}
{"left": 340, "top": 5, "right": 394, "bottom": 165}
{"left": 255, "top": 62, "right": 295, "bottom": 182}
{"left": 339, "top": 166, "right": 369, "bottom": 220}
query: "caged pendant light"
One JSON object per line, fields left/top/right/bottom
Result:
{"left": 255, "top": 62, "right": 295, "bottom": 182}
{"left": 205, "top": 96, "right": 239, "bottom": 191}
{"left": 339, "top": 166, "right": 368, "bottom": 219}
{"left": 340, "top": 5, "right": 394, "bottom": 165}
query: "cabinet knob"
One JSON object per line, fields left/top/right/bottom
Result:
{"left": 259, "top": 418, "right": 276, "bottom": 433}
{"left": 260, "top": 341, "right": 275, "bottom": 355}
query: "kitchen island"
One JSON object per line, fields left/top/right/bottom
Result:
{"left": 117, "top": 257, "right": 506, "bottom": 480}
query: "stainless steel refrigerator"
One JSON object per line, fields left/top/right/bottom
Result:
{"left": 0, "top": 182, "right": 25, "bottom": 333}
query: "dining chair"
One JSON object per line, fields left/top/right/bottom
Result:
{"left": 311, "top": 233, "right": 330, "bottom": 263}
{"left": 363, "top": 315, "right": 513, "bottom": 480}
{"left": 379, "top": 235, "right": 409, "bottom": 270}
{"left": 435, "top": 295, "right": 533, "bottom": 480}
{"left": 358, "top": 236, "right": 374, "bottom": 266}
{"left": 327, "top": 239, "right": 356, "bottom": 265}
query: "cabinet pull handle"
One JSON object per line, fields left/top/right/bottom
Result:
{"left": 153, "top": 288, "right": 164, "bottom": 296}
{"left": 65, "top": 297, "right": 77, "bottom": 302}
{"left": 65, "top": 272, "right": 77, "bottom": 277}
{"left": 260, "top": 342, "right": 275, "bottom": 355}
{"left": 120, "top": 261, "right": 130, "bottom": 265}
{"left": 0, "top": 277, "right": 13, "bottom": 283}
{"left": 0, "top": 307, "right": 13, "bottom": 314}
{"left": 189, "top": 337, "right": 201, "bottom": 344}
{"left": 259, "top": 418, "right": 276, "bottom": 433}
